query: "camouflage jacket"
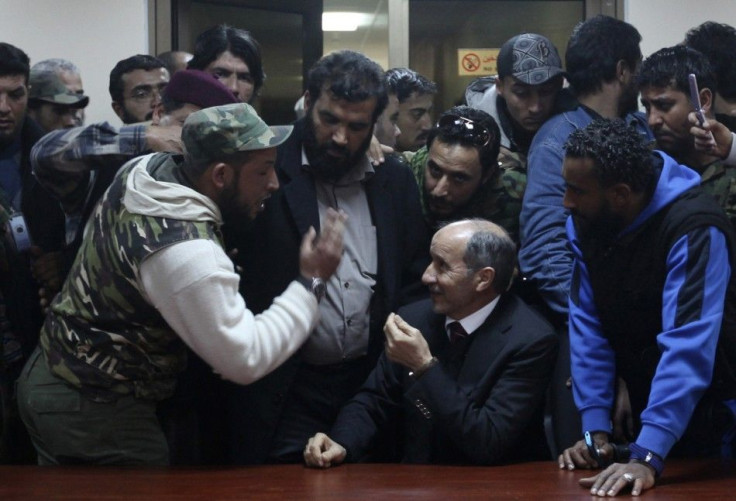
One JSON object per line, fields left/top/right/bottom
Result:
{"left": 40, "top": 153, "right": 222, "bottom": 402}
{"left": 408, "top": 145, "right": 528, "bottom": 245}
{"left": 700, "top": 158, "right": 736, "bottom": 228}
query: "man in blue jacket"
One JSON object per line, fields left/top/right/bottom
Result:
{"left": 558, "top": 118, "right": 736, "bottom": 497}
{"left": 518, "top": 15, "right": 653, "bottom": 454}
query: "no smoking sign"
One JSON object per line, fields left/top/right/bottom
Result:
{"left": 458, "top": 49, "right": 499, "bottom": 76}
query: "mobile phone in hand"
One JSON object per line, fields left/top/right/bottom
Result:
{"left": 688, "top": 73, "right": 706, "bottom": 127}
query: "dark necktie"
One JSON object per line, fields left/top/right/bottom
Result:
{"left": 447, "top": 321, "right": 468, "bottom": 344}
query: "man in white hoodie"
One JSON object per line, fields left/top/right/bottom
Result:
{"left": 16, "top": 102, "right": 347, "bottom": 465}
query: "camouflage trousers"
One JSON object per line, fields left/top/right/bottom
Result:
{"left": 16, "top": 348, "right": 168, "bottom": 465}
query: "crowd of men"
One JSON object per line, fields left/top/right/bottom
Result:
{"left": 1, "top": 14, "right": 736, "bottom": 498}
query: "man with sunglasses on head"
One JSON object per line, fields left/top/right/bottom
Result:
{"left": 409, "top": 106, "right": 527, "bottom": 245}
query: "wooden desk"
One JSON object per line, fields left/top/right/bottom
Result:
{"left": 0, "top": 460, "right": 733, "bottom": 500}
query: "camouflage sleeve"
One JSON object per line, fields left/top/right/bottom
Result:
{"left": 495, "top": 148, "right": 527, "bottom": 246}
{"left": 406, "top": 146, "right": 429, "bottom": 212}
{"left": 31, "top": 122, "right": 147, "bottom": 214}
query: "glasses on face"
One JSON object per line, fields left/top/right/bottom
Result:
{"left": 127, "top": 86, "right": 165, "bottom": 102}
{"left": 437, "top": 114, "right": 492, "bottom": 147}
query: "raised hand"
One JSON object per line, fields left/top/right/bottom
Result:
{"left": 299, "top": 208, "right": 347, "bottom": 280}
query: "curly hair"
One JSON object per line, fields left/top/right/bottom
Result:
{"left": 564, "top": 118, "right": 655, "bottom": 193}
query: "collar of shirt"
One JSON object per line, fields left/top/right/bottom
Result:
{"left": 300, "top": 146, "right": 374, "bottom": 185}
{"left": 444, "top": 295, "right": 501, "bottom": 339}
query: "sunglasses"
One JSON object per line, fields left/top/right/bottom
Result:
{"left": 436, "top": 114, "right": 492, "bottom": 147}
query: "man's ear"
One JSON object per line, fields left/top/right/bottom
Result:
{"left": 210, "top": 162, "right": 229, "bottom": 190}
{"left": 700, "top": 87, "right": 714, "bottom": 115}
{"left": 616, "top": 59, "right": 633, "bottom": 84}
{"left": 610, "top": 182, "right": 633, "bottom": 208}
{"left": 111, "top": 101, "right": 125, "bottom": 121}
{"left": 303, "top": 90, "right": 311, "bottom": 111}
{"left": 495, "top": 76, "right": 505, "bottom": 95}
{"left": 475, "top": 266, "right": 496, "bottom": 292}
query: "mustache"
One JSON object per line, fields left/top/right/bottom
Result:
{"left": 427, "top": 194, "right": 449, "bottom": 205}
{"left": 326, "top": 142, "right": 349, "bottom": 155}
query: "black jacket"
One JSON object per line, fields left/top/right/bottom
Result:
{"left": 331, "top": 295, "right": 558, "bottom": 465}
{"left": 224, "top": 118, "right": 430, "bottom": 464}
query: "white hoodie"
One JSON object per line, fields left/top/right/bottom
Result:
{"left": 464, "top": 76, "right": 512, "bottom": 149}
{"left": 126, "top": 155, "right": 319, "bottom": 385}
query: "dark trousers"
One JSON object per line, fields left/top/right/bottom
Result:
{"left": 268, "top": 357, "right": 373, "bottom": 463}
{"left": 546, "top": 323, "right": 581, "bottom": 456}
{"left": 17, "top": 348, "right": 168, "bottom": 465}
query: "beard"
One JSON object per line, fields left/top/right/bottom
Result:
{"left": 572, "top": 202, "right": 626, "bottom": 242}
{"left": 0, "top": 114, "right": 24, "bottom": 150}
{"left": 653, "top": 129, "right": 692, "bottom": 160}
{"left": 303, "top": 111, "right": 373, "bottom": 183}
{"left": 424, "top": 178, "right": 490, "bottom": 229}
{"left": 619, "top": 80, "right": 640, "bottom": 116}
{"left": 120, "top": 107, "right": 153, "bottom": 125}
{"left": 218, "top": 169, "right": 255, "bottom": 227}
{"left": 0, "top": 128, "right": 18, "bottom": 150}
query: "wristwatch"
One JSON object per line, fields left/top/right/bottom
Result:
{"left": 298, "top": 275, "right": 326, "bottom": 302}
{"left": 629, "top": 442, "right": 664, "bottom": 477}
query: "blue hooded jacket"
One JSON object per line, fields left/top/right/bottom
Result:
{"left": 567, "top": 151, "right": 731, "bottom": 458}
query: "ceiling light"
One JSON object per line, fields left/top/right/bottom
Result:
{"left": 322, "top": 12, "right": 367, "bottom": 32}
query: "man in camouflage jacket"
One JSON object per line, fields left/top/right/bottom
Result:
{"left": 16, "top": 103, "right": 346, "bottom": 465}
{"left": 407, "top": 105, "right": 526, "bottom": 245}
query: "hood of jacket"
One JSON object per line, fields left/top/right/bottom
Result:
{"left": 464, "top": 76, "right": 511, "bottom": 149}
{"left": 122, "top": 152, "right": 222, "bottom": 224}
{"left": 622, "top": 151, "right": 701, "bottom": 236}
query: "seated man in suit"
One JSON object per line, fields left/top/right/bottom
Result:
{"left": 304, "top": 219, "right": 558, "bottom": 466}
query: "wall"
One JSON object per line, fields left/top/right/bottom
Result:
{"left": 0, "top": 0, "right": 149, "bottom": 125}
{"left": 626, "top": 0, "right": 736, "bottom": 57}
{"left": 3, "top": 0, "right": 736, "bottom": 125}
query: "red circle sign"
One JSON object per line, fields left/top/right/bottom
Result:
{"left": 462, "top": 53, "right": 481, "bottom": 72}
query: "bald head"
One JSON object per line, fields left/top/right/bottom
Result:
{"left": 424, "top": 219, "right": 516, "bottom": 319}
{"left": 444, "top": 219, "right": 516, "bottom": 292}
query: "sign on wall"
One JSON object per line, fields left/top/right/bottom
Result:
{"left": 457, "top": 49, "right": 500, "bottom": 76}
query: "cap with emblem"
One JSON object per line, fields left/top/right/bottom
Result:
{"left": 497, "top": 33, "right": 564, "bottom": 85}
{"left": 182, "top": 102, "right": 292, "bottom": 168}
{"left": 29, "top": 69, "right": 89, "bottom": 107}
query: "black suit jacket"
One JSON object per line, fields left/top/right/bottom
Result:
{"left": 223, "top": 118, "right": 430, "bottom": 464}
{"left": 330, "top": 294, "right": 558, "bottom": 465}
